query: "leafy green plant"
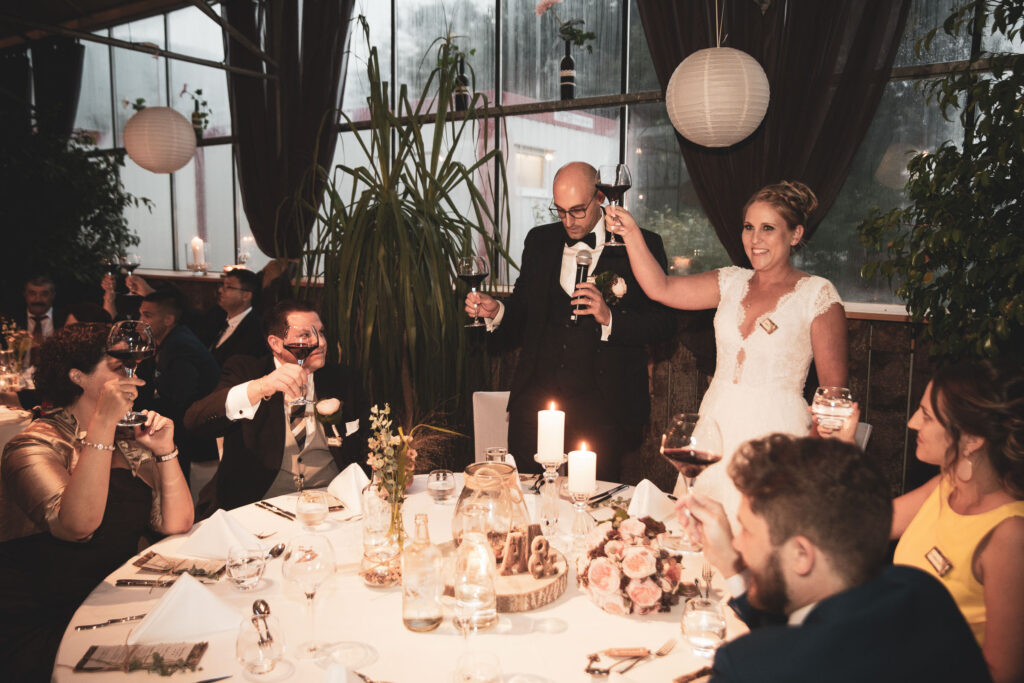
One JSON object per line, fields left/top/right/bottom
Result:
{"left": 858, "top": 0, "right": 1024, "bottom": 362}
{"left": 296, "top": 17, "right": 511, "bottom": 431}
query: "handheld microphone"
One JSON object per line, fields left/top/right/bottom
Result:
{"left": 570, "top": 249, "right": 593, "bottom": 325}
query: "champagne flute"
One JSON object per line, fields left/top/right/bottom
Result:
{"left": 105, "top": 320, "right": 155, "bottom": 428}
{"left": 660, "top": 413, "right": 723, "bottom": 553}
{"left": 282, "top": 324, "right": 319, "bottom": 406}
{"left": 282, "top": 534, "right": 335, "bottom": 659}
{"left": 596, "top": 164, "right": 632, "bottom": 247}
{"left": 457, "top": 256, "right": 488, "bottom": 328}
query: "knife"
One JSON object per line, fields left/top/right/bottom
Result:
{"left": 75, "top": 613, "right": 147, "bottom": 630}
{"left": 115, "top": 578, "right": 176, "bottom": 587}
{"left": 588, "top": 483, "right": 629, "bottom": 506}
{"left": 255, "top": 501, "right": 295, "bottom": 520}
{"left": 194, "top": 676, "right": 233, "bottom": 683}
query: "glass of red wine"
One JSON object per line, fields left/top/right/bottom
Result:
{"left": 457, "top": 256, "right": 488, "bottom": 328}
{"left": 596, "top": 164, "right": 632, "bottom": 247}
{"left": 120, "top": 253, "right": 142, "bottom": 276}
{"left": 283, "top": 324, "right": 319, "bottom": 406}
{"left": 660, "top": 412, "right": 723, "bottom": 554}
{"left": 106, "top": 320, "right": 155, "bottom": 429}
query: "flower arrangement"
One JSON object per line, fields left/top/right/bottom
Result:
{"left": 366, "top": 404, "right": 417, "bottom": 520}
{"left": 535, "top": 0, "right": 596, "bottom": 52}
{"left": 578, "top": 513, "right": 686, "bottom": 615}
{"left": 592, "top": 271, "right": 628, "bottom": 307}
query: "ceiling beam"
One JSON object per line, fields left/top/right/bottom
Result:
{"left": 187, "top": 0, "right": 276, "bottom": 70}
{"left": 0, "top": 0, "right": 191, "bottom": 49}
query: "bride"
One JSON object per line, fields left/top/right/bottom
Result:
{"left": 606, "top": 181, "right": 848, "bottom": 520}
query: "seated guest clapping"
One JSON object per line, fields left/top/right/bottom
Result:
{"left": 890, "top": 360, "right": 1024, "bottom": 683}
{"left": 681, "top": 435, "right": 990, "bottom": 683}
{"left": 0, "top": 323, "right": 194, "bottom": 681}
{"left": 185, "top": 300, "right": 368, "bottom": 515}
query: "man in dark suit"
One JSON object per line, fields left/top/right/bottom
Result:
{"left": 184, "top": 300, "right": 367, "bottom": 514}
{"left": 467, "top": 162, "right": 675, "bottom": 480}
{"left": 681, "top": 435, "right": 991, "bottom": 683}
{"left": 207, "top": 269, "right": 267, "bottom": 366}
{"left": 136, "top": 290, "right": 221, "bottom": 483}
{"left": 16, "top": 275, "right": 67, "bottom": 346}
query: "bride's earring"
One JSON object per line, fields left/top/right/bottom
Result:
{"left": 955, "top": 454, "right": 974, "bottom": 482}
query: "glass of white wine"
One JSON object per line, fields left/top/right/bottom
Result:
{"left": 811, "top": 386, "right": 855, "bottom": 431}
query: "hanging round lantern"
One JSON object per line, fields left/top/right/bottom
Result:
{"left": 123, "top": 106, "right": 196, "bottom": 173}
{"left": 665, "top": 47, "right": 770, "bottom": 148}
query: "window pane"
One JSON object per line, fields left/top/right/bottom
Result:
{"left": 805, "top": 79, "right": 962, "bottom": 304}
{"left": 234, "top": 159, "right": 270, "bottom": 273}
{"left": 894, "top": 0, "right": 970, "bottom": 67}
{"left": 167, "top": 6, "right": 231, "bottom": 136}
{"left": 342, "top": 2, "right": 392, "bottom": 121}
{"left": 628, "top": 0, "right": 660, "bottom": 93}
{"left": 173, "top": 144, "right": 235, "bottom": 270}
{"left": 121, "top": 158, "right": 173, "bottom": 269}
{"left": 503, "top": 0, "right": 623, "bottom": 103}
{"left": 626, "top": 102, "right": 730, "bottom": 275}
{"left": 74, "top": 37, "right": 114, "bottom": 148}
{"left": 111, "top": 17, "right": 168, "bottom": 147}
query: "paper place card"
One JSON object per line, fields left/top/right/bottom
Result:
{"left": 132, "top": 552, "right": 225, "bottom": 579}
{"left": 74, "top": 642, "right": 208, "bottom": 673}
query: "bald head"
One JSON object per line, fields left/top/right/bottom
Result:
{"left": 551, "top": 162, "right": 603, "bottom": 240}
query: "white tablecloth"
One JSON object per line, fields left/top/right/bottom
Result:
{"left": 0, "top": 406, "right": 31, "bottom": 452}
{"left": 53, "top": 476, "right": 744, "bottom": 682}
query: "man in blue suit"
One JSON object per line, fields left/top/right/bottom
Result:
{"left": 681, "top": 434, "right": 991, "bottom": 683}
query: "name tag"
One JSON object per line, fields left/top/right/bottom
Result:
{"left": 925, "top": 546, "right": 953, "bottom": 577}
{"left": 345, "top": 419, "right": 360, "bottom": 436}
{"left": 759, "top": 317, "right": 779, "bottom": 335}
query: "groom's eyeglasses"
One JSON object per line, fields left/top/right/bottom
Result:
{"left": 549, "top": 192, "right": 597, "bottom": 220}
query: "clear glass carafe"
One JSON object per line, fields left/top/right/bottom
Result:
{"left": 402, "top": 513, "right": 443, "bottom": 632}
{"left": 360, "top": 477, "right": 402, "bottom": 587}
{"left": 452, "top": 507, "right": 498, "bottom": 634}
{"left": 451, "top": 462, "right": 530, "bottom": 562}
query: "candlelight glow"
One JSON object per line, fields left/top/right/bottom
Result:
{"left": 581, "top": 442, "right": 588, "bottom": 451}
{"left": 549, "top": 401, "right": 556, "bottom": 410}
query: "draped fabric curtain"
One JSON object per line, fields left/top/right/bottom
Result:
{"left": 637, "top": 0, "right": 911, "bottom": 266}
{"left": 31, "top": 38, "right": 85, "bottom": 139}
{"left": 224, "top": 0, "right": 355, "bottom": 258}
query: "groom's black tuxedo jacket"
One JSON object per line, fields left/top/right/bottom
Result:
{"left": 184, "top": 354, "right": 368, "bottom": 514}
{"left": 492, "top": 221, "right": 675, "bottom": 429}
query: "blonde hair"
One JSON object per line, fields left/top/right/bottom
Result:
{"left": 743, "top": 180, "right": 819, "bottom": 230}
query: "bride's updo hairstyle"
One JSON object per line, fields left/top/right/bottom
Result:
{"left": 930, "top": 358, "right": 1024, "bottom": 498}
{"left": 743, "top": 180, "right": 819, "bottom": 232}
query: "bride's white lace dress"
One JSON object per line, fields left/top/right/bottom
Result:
{"left": 684, "top": 266, "right": 843, "bottom": 521}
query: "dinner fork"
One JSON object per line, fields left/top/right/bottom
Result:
{"left": 617, "top": 638, "right": 677, "bottom": 673}
{"left": 254, "top": 530, "right": 277, "bottom": 539}
{"left": 701, "top": 562, "right": 714, "bottom": 598}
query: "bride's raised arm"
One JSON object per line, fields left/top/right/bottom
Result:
{"left": 605, "top": 205, "right": 721, "bottom": 311}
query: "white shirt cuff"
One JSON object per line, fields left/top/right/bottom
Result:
{"left": 600, "top": 311, "right": 612, "bottom": 341}
{"left": 226, "top": 381, "right": 260, "bottom": 420}
{"left": 725, "top": 569, "right": 751, "bottom": 598}
{"left": 485, "top": 301, "right": 505, "bottom": 332}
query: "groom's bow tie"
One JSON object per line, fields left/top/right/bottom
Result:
{"left": 564, "top": 232, "right": 596, "bottom": 249}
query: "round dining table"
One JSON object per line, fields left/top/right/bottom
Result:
{"left": 53, "top": 475, "right": 744, "bottom": 682}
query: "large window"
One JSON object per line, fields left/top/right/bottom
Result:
{"left": 73, "top": 0, "right": 1019, "bottom": 305}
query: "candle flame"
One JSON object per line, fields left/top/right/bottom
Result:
{"left": 549, "top": 401, "right": 556, "bottom": 410}
{"left": 581, "top": 441, "right": 588, "bottom": 451}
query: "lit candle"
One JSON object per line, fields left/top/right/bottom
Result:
{"left": 190, "top": 236, "right": 204, "bottom": 266}
{"left": 568, "top": 442, "right": 596, "bottom": 494}
{"left": 537, "top": 402, "right": 564, "bottom": 463}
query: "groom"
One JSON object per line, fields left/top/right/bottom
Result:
{"left": 467, "top": 162, "right": 675, "bottom": 481}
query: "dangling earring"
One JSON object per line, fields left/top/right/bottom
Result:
{"left": 955, "top": 455, "right": 974, "bottom": 482}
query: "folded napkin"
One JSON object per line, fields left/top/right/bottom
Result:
{"left": 177, "top": 509, "right": 261, "bottom": 559}
{"left": 328, "top": 463, "right": 370, "bottom": 515}
{"left": 626, "top": 479, "right": 676, "bottom": 522}
{"left": 322, "top": 664, "right": 363, "bottom": 683}
{"left": 127, "top": 574, "right": 239, "bottom": 645}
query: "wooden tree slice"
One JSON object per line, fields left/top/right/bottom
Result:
{"left": 440, "top": 542, "right": 568, "bottom": 613}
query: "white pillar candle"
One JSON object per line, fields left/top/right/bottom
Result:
{"left": 190, "top": 236, "right": 204, "bottom": 266}
{"left": 537, "top": 402, "right": 564, "bottom": 463}
{"left": 568, "top": 442, "right": 596, "bottom": 494}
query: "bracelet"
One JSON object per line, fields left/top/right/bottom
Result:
{"left": 153, "top": 448, "right": 179, "bottom": 462}
{"left": 78, "top": 439, "right": 115, "bottom": 451}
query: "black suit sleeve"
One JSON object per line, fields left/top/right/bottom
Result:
{"left": 183, "top": 355, "right": 260, "bottom": 438}
{"left": 606, "top": 231, "right": 677, "bottom": 347}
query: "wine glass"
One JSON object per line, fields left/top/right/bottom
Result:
{"left": 236, "top": 615, "right": 285, "bottom": 675}
{"left": 682, "top": 597, "right": 726, "bottom": 658}
{"left": 427, "top": 469, "right": 456, "bottom": 504}
{"left": 596, "top": 164, "right": 632, "bottom": 247}
{"left": 660, "top": 413, "right": 723, "bottom": 553}
{"left": 811, "top": 386, "right": 855, "bottom": 431}
{"left": 457, "top": 256, "right": 488, "bottom": 328}
{"left": 452, "top": 651, "right": 502, "bottom": 683}
{"left": 120, "top": 252, "right": 142, "bottom": 276}
{"left": 106, "top": 320, "right": 155, "bottom": 428}
{"left": 296, "top": 490, "right": 328, "bottom": 529}
{"left": 282, "top": 534, "right": 335, "bottom": 659}
{"left": 282, "top": 324, "right": 319, "bottom": 406}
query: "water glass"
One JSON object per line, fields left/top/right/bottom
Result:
{"left": 682, "top": 597, "right": 726, "bottom": 658}
{"left": 236, "top": 615, "right": 284, "bottom": 675}
{"left": 452, "top": 651, "right": 502, "bottom": 683}
{"left": 427, "top": 469, "right": 456, "bottom": 504}
{"left": 226, "top": 545, "right": 266, "bottom": 591}
{"left": 811, "top": 386, "right": 855, "bottom": 431}
{"left": 482, "top": 447, "right": 507, "bottom": 463}
{"left": 296, "top": 490, "right": 328, "bottom": 529}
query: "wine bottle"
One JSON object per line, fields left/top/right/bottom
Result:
{"left": 191, "top": 100, "right": 202, "bottom": 142}
{"left": 455, "top": 56, "right": 470, "bottom": 112}
{"left": 560, "top": 40, "right": 576, "bottom": 100}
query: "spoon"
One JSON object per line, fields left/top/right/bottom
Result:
{"left": 265, "top": 542, "right": 285, "bottom": 559}
{"left": 253, "top": 599, "right": 271, "bottom": 616}
{"left": 251, "top": 600, "right": 273, "bottom": 646}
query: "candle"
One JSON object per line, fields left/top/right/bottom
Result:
{"left": 537, "top": 402, "right": 564, "bottom": 463}
{"left": 568, "top": 442, "right": 596, "bottom": 494}
{"left": 190, "top": 236, "right": 204, "bottom": 266}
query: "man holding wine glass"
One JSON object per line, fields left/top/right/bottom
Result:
{"left": 464, "top": 161, "right": 675, "bottom": 481}
{"left": 185, "top": 300, "right": 368, "bottom": 515}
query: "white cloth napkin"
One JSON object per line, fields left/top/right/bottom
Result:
{"left": 177, "top": 509, "right": 261, "bottom": 559}
{"left": 328, "top": 463, "right": 370, "bottom": 514}
{"left": 626, "top": 479, "right": 676, "bottom": 521}
{"left": 127, "top": 574, "right": 239, "bottom": 644}
{"left": 322, "top": 664, "right": 363, "bottom": 682}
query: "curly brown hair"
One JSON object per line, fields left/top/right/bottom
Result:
{"left": 729, "top": 434, "right": 892, "bottom": 586}
{"left": 34, "top": 323, "right": 111, "bottom": 407}
{"left": 930, "top": 359, "right": 1024, "bottom": 498}
{"left": 742, "top": 180, "right": 819, "bottom": 232}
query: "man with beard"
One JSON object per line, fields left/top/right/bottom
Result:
{"left": 681, "top": 434, "right": 990, "bottom": 682}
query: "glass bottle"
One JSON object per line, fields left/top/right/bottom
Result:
{"left": 453, "top": 507, "right": 498, "bottom": 634}
{"left": 560, "top": 40, "right": 576, "bottom": 100}
{"left": 402, "top": 513, "right": 443, "bottom": 632}
{"left": 454, "top": 56, "right": 470, "bottom": 112}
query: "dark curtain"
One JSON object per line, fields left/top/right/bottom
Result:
{"left": 637, "top": 0, "right": 911, "bottom": 266}
{"left": 0, "top": 48, "right": 32, "bottom": 141}
{"left": 31, "top": 38, "right": 85, "bottom": 139}
{"left": 224, "top": 0, "right": 355, "bottom": 258}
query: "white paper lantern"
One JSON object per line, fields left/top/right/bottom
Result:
{"left": 123, "top": 106, "right": 196, "bottom": 173}
{"left": 665, "top": 47, "right": 771, "bottom": 148}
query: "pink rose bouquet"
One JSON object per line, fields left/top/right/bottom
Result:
{"left": 578, "top": 514, "right": 685, "bottom": 615}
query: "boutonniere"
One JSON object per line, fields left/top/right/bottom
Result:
{"left": 592, "top": 271, "right": 628, "bottom": 306}
{"left": 315, "top": 398, "right": 344, "bottom": 445}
